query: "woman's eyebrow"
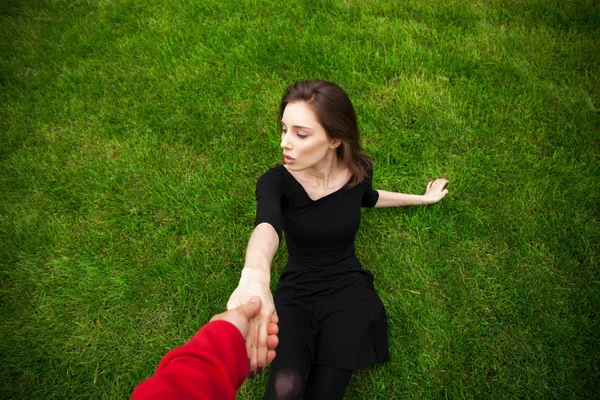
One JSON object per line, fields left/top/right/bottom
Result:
{"left": 293, "top": 125, "right": 312, "bottom": 131}
{"left": 281, "top": 121, "right": 313, "bottom": 131}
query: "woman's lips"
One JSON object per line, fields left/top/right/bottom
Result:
{"left": 283, "top": 154, "right": 294, "bottom": 163}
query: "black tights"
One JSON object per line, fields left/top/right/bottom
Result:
{"left": 263, "top": 363, "right": 352, "bottom": 400}
{"left": 304, "top": 365, "right": 353, "bottom": 399}
{"left": 263, "top": 306, "right": 354, "bottom": 399}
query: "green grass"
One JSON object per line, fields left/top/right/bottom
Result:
{"left": 1, "top": 0, "right": 598, "bottom": 398}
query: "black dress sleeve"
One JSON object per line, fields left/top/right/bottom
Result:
{"left": 361, "top": 166, "right": 379, "bottom": 208}
{"left": 254, "top": 168, "right": 287, "bottom": 241}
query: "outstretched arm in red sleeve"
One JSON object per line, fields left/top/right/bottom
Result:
{"left": 132, "top": 297, "right": 279, "bottom": 400}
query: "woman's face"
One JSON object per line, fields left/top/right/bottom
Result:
{"left": 280, "top": 101, "right": 339, "bottom": 171}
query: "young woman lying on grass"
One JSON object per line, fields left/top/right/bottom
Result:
{"left": 227, "top": 80, "right": 449, "bottom": 400}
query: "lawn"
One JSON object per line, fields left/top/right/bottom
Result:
{"left": 1, "top": 0, "right": 598, "bottom": 398}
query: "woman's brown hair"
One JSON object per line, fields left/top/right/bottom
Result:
{"left": 279, "top": 80, "right": 372, "bottom": 187}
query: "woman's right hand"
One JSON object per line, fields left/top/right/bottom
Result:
{"left": 227, "top": 268, "right": 278, "bottom": 377}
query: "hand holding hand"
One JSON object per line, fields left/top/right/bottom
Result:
{"left": 211, "top": 296, "right": 279, "bottom": 370}
{"left": 423, "top": 178, "right": 449, "bottom": 204}
{"left": 227, "top": 268, "right": 277, "bottom": 377}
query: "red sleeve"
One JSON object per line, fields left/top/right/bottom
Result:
{"left": 131, "top": 320, "right": 248, "bottom": 400}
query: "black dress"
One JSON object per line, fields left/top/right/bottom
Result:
{"left": 255, "top": 164, "right": 389, "bottom": 370}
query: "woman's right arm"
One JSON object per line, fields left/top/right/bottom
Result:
{"left": 227, "top": 222, "right": 279, "bottom": 377}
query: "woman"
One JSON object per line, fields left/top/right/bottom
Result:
{"left": 227, "top": 80, "right": 449, "bottom": 399}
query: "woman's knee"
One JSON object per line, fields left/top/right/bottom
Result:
{"left": 273, "top": 368, "right": 304, "bottom": 399}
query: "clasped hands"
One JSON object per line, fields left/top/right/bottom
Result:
{"left": 227, "top": 268, "right": 278, "bottom": 377}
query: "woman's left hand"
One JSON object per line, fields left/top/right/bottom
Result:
{"left": 422, "top": 178, "right": 449, "bottom": 204}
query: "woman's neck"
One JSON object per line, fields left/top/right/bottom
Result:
{"left": 295, "top": 154, "right": 348, "bottom": 192}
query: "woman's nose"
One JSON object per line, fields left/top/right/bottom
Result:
{"left": 280, "top": 133, "right": 291, "bottom": 149}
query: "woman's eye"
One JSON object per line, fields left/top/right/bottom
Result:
{"left": 281, "top": 128, "right": 287, "bottom": 134}
{"left": 297, "top": 133, "right": 307, "bottom": 139}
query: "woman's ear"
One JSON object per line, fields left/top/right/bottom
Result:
{"left": 330, "top": 139, "right": 341, "bottom": 149}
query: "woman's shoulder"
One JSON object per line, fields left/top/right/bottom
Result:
{"left": 258, "top": 163, "right": 287, "bottom": 180}
{"left": 257, "top": 164, "right": 293, "bottom": 191}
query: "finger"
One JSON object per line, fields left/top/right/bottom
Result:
{"left": 265, "top": 320, "right": 279, "bottom": 367}
{"left": 427, "top": 180, "right": 433, "bottom": 191}
{"left": 434, "top": 179, "right": 447, "bottom": 191}
{"left": 266, "top": 349, "right": 277, "bottom": 365}
{"left": 236, "top": 296, "right": 262, "bottom": 319}
{"left": 266, "top": 321, "right": 279, "bottom": 336}
{"left": 257, "top": 311, "right": 278, "bottom": 371}
{"left": 246, "top": 322, "right": 258, "bottom": 376}
{"left": 267, "top": 332, "right": 279, "bottom": 350}
{"left": 256, "top": 318, "right": 269, "bottom": 371}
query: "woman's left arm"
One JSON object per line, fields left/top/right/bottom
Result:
{"left": 374, "top": 178, "right": 449, "bottom": 208}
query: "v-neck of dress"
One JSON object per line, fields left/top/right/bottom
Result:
{"left": 276, "top": 164, "right": 351, "bottom": 202}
